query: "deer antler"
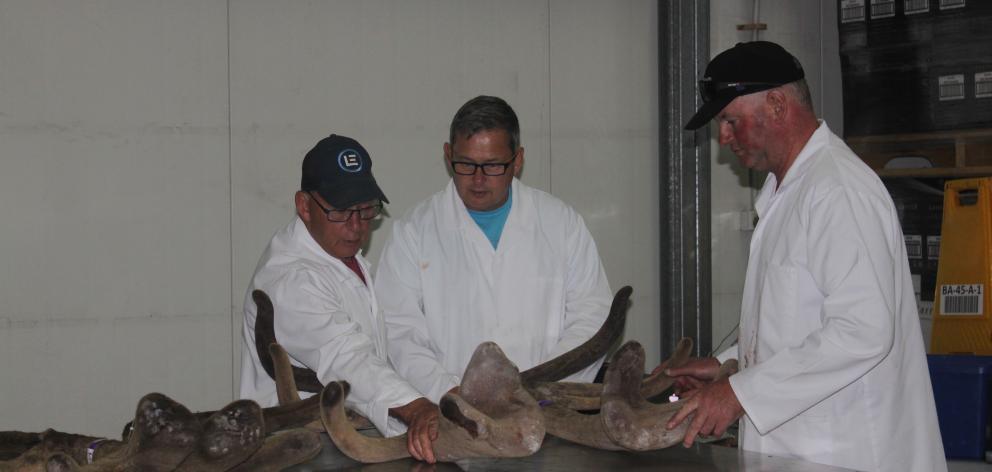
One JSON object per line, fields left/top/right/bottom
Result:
{"left": 600, "top": 342, "right": 739, "bottom": 451}
{"left": 527, "top": 337, "right": 694, "bottom": 410}
{"left": 540, "top": 339, "right": 729, "bottom": 451}
{"left": 320, "top": 342, "right": 545, "bottom": 463}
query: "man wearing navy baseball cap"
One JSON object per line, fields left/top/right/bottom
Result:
{"left": 240, "top": 134, "right": 441, "bottom": 463}
{"left": 666, "top": 42, "right": 946, "bottom": 472}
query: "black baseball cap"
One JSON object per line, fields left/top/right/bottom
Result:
{"left": 684, "top": 41, "right": 805, "bottom": 130}
{"left": 301, "top": 134, "right": 389, "bottom": 209}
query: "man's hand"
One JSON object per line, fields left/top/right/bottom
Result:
{"left": 665, "top": 376, "right": 744, "bottom": 447}
{"left": 656, "top": 357, "right": 721, "bottom": 396}
{"left": 389, "top": 397, "right": 440, "bottom": 463}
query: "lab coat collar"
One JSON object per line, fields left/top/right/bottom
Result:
{"left": 754, "top": 120, "right": 830, "bottom": 218}
{"left": 288, "top": 217, "right": 371, "bottom": 285}
{"left": 442, "top": 178, "right": 525, "bottom": 253}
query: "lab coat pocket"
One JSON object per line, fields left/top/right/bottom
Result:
{"left": 791, "top": 411, "right": 835, "bottom": 459}
{"left": 757, "top": 264, "right": 799, "bottom": 348}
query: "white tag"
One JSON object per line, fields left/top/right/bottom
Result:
{"left": 976, "top": 71, "right": 992, "bottom": 99}
{"left": 939, "top": 284, "right": 984, "bottom": 315}
{"left": 926, "top": 235, "right": 941, "bottom": 261}
{"left": 939, "top": 0, "right": 966, "bottom": 10}
{"left": 871, "top": 0, "right": 896, "bottom": 19}
{"left": 939, "top": 74, "right": 966, "bottom": 101}
{"left": 904, "top": 0, "right": 930, "bottom": 15}
{"left": 905, "top": 235, "right": 923, "bottom": 259}
{"left": 842, "top": 0, "right": 867, "bottom": 22}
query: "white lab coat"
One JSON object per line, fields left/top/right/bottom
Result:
{"left": 239, "top": 217, "right": 421, "bottom": 437}
{"left": 375, "top": 179, "right": 613, "bottom": 403}
{"left": 717, "top": 122, "right": 946, "bottom": 471}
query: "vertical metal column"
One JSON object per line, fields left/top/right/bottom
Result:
{"left": 659, "top": 0, "right": 711, "bottom": 358}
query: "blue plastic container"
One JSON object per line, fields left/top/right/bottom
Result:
{"left": 926, "top": 354, "right": 992, "bottom": 459}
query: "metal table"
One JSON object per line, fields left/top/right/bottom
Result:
{"left": 286, "top": 433, "right": 854, "bottom": 472}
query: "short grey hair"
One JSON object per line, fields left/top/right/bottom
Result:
{"left": 449, "top": 95, "right": 520, "bottom": 151}
{"left": 785, "top": 78, "right": 814, "bottom": 113}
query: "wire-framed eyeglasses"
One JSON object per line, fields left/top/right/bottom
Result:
{"left": 450, "top": 153, "right": 518, "bottom": 176}
{"left": 308, "top": 192, "right": 383, "bottom": 222}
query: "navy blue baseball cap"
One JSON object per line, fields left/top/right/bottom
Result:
{"left": 685, "top": 41, "right": 805, "bottom": 130}
{"left": 301, "top": 134, "right": 389, "bottom": 209}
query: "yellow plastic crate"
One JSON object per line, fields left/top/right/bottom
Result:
{"left": 931, "top": 177, "right": 992, "bottom": 355}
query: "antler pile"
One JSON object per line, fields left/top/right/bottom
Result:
{"left": 0, "top": 393, "right": 320, "bottom": 472}
{"left": 1, "top": 285, "right": 742, "bottom": 469}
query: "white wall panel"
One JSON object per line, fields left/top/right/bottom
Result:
{"left": 548, "top": 0, "right": 660, "bottom": 366}
{"left": 0, "top": 0, "right": 230, "bottom": 436}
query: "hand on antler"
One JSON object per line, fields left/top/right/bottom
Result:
{"left": 390, "top": 397, "right": 440, "bottom": 463}
{"left": 657, "top": 357, "right": 722, "bottom": 397}
{"left": 664, "top": 375, "right": 744, "bottom": 448}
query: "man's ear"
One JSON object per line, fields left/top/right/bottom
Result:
{"left": 295, "top": 191, "right": 311, "bottom": 222}
{"left": 766, "top": 90, "right": 787, "bottom": 121}
{"left": 514, "top": 147, "right": 525, "bottom": 177}
{"left": 443, "top": 142, "right": 452, "bottom": 164}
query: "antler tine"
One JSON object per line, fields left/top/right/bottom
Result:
{"left": 528, "top": 336, "right": 694, "bottom": 411}
{"left": 320, "top": 381, "right": 410, "bottom": 463}
{"left": 253, "top": 290, "right": 322, "bottom": 393}
{"left": 520, "top": 286, "right": 632, "bottom": 385}
{"left": 270, "top": 343, "right": 302, "bottom": 405}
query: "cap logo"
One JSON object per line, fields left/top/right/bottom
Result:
{"left": 337, "top": 149, "right": 364, "bottom": 173}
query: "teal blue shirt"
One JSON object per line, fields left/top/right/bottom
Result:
{"left": 467, "top": 189, "right": 512, "bottom": 249}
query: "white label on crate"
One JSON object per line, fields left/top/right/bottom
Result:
{"left": 905, "top": 235, "right": 923, "bottom": 259}
{"left": 871, "top": 0, "right": 896, "bottom": 18}
{"left": 904, "top": 0, "right": 929, "bottom": 14}
{"left": 938, "top": 74, "right": 966, "bottom": 101}
{"left": 939, "top": 0, "right": 965, "bottom": 10}
{"left": 976, "top": 71, "right": 992, "bottom": 99}
{"left": 939, "top": 284, "right": 984, "bottom": 315}
{"left": 842, "top": 0, "right": 867, "bottom": 22}
{"left": 927, "top": 235, "right": 941, "bottom": 260}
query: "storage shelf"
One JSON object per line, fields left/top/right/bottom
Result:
{"left": 846, "top": 128, "right": 992, "bottom": 178}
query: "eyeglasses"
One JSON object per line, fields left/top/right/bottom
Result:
{"left": 308, "top": 192, "right": 383, "bottom": 222}
{"left": 450, "top": 153, "right": 518, "bottom": 176}
{"left": 698, "top": 79, "right": 781, "bottom": 103}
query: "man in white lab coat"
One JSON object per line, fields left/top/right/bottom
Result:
{"left": 663, "top": 41, "right": 946, "bottom": 472}
{"left": 375, "top": 96, "right": 613, "bottom": 403}
{"left": 240, "top": 134, "right": 440, "bottom": 463}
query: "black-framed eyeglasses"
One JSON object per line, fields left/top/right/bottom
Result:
{"left": 698, "top": 79, "right": 781, "bottom": 103}
{"left": 308, "top": 192, "right": 383, "bottom": 222}
{"left": 450, "top": 153, "right": 518, "bottom": 176}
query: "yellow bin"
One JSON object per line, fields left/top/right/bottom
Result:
{"left": 931, "top": 177, "right": 992, "bottom": 355}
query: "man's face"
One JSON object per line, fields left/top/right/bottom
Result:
{"left": 715, "top": 93, "right": 773, "bottom": 173}
{"left": 445, "top": 129, "right": 523, "bottom": 212}
{"left": 296, "top": 192, "right": 374, "bottom": 259}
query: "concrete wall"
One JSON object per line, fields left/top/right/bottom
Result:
{"left": 708, "top": 0, "right": 843, "bottom": 354}
{"left": 0, "top": 0, "right": 659, "bottom": 436}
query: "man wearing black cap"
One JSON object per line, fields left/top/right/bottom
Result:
{"left": 664, "top": 42, "right": 945, "bottom": 471}
{"left": 239, "top": 134, "right": 440, "bottom": 463}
